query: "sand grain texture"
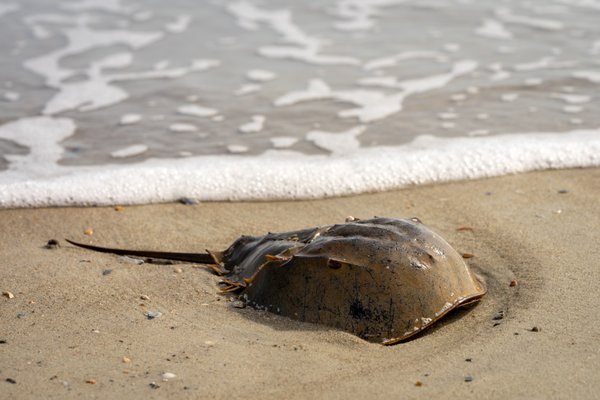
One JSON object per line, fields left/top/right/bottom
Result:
{"left": 1, "top": 168, "right": 599, "bottom": 399}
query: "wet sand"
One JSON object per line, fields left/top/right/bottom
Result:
{"left": 1, "top": 168, "right": 599, "bottom": 399}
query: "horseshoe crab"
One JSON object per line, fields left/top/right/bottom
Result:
{"left": 67, "top": 217, "right": 486, "bottom": 344}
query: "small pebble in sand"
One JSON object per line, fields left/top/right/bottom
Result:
{"left": 149, "top": 381, "right": 160, "bottom": 389}
{"left": 140, "top": 295, "right": 150, "bottom": 300}
{"left": 84, "top": 228, "right": 94, "bottom": 236}
{"left": 2, "top": 291, "right": 14, "bottom": 299}
{"left": 464, "top": 375, "right": 473, "bottom": 382}
{"left": 204, "top": 340, "right": 215, "bottom": 346}
{"left": 557, "top": 189, "right": 568, "bottom": 194}
{"left": 85, "top": 379, "right": 97, "bottom": 384}
{"left": 119, "top": 256, "right": 144, "bottom": 265}
{"left": 530, "top": 326, "right": 541, "bottom": 332}
{"left": 16, "top": 312, "right": 26, "bottom": 319}
{"left": 102, "top": 269, "right": 113, "bottom": 276}
{"left": 414, "top": 380, "right": 423, "bottom": 387}
{"left": 114, "top": 206, "right": 125, "bottom": 212}
{"left": 232, "top": 300, "right": 246, "bottom": 309}
{"left": 178, "top": 197, "right": 199, "bottom": 205}
{"left": 462, "top": 252, "right": 474, "bottom": 259}
{"left": 161, "top": 372, "right": 176, "bottom": 381}
{"left": 45, "top": 239, "right": 60, "bottom": 249}
{"left": 174, "top": 267, "right": 183, "bottom": 274}
{"left": 145, "top": 311, "right": 162, "bottom": 320}
{"left": 6, "top": 378, "right": 17, "bottom": 384}
{"left": 465, "top": 358, "right": 472, "bottom": 362}
{"left": 510, "top": 279, "right": 518, "bottom": 287}
{"left": 493, "top": 311, "right": 504, "bottom": 320}
{"left": 122, "top": 356, "right": 131, "bottom": 363}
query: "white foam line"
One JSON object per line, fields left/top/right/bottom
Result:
{"left": 235, "top": 83, "right": 262, "bottom": 96}
{"left": 495, "top": 7, "right": 564, "bottom": 31}
{"left": 227, "top": 1, "right": 317, "bottom": 47}
{"left": 363, "top": 51, "right": 447, "bottom": 71}
{"left": 573, "top": 70, "right": 600, "bottom": 83}
{"left": 550, "top": 93, "right": 592, "bottom": 104}
{"left": 1, "top": 122, "right": 598, "bottom": 207}
{"left": 43, "top": 58, "right": 219, "bottom": 115}
{"left": 169, "top": 123, "right": 197, "bottom": 133}
{"left": 331, "top": 0, "right": 409, "bottom": 31}
{"left": 0, "top": 117, "right": 76, "bottom": 177}
{"left": 274, "top": 79, "right": 335, "bottom": 106}
{"left": 110, "top": 144, "right": 148, "bottom": 158}
{"left": 23, "top": 23, "right": 164, "bottom": 87}
{"left": 177, "top": 104, "right": 219, "bottom": 118}
{"left": 227, "top": 1, "right": 359, "bottom": 65}
{"left": 24, "top": 15, "right": 220, "bottom": 115}
{"left": 555, "top": 0, "right": 600, "bottom": 11}
{"left": 246, "top": 69, "right": 276, "bottom": 82}
{"left": 60, "top": 0, "right": 134, "bottom": 13}
{"left": 513, "top": 57, "right": 578, "bottom": 71}
{"left": 276, "top": 60, "right": 477, "bottom": 123}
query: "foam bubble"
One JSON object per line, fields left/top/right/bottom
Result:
{"left": 270, "top": 137, "right": 298, "bottom": 149}
{"left": 110, "top": 144, "right": 149, "bottom": 158}
{"left": 178, "top": 104, "right": 218, "bottom": 118}
{"left": 238, "top": 115, "right": 266, "bottom": 133}
{"left": 246, "top": 69, "right": 276, "bottom": 82}
{"left": 474, "top": 19, "right": 513, "bottom": 40}
{"left": 3, "top": 91, "right": 20, "bottom": 102}
{"left": 169, "top": 123, "right": 197, "bottom": 132}
{"left": 573, "top": 70, "right": 600, "bottom": 83}
{"left": 551, "top": 93, "right": 592, "bottom": 104}
{"left": 166, "top": 15, "right": 191, "bottom": 33}
{"left": 227, "top": 145, "right": 249, "bottom": 154}
{"left": 235, "top": 84, "right": 262, "bottom": 96}
{"left": 119, "top": 114, "right": 142, "bottom": 125}
{"left": 306, "top": 126, "right": 365, "bottom": 155}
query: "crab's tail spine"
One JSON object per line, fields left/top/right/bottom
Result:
{"left": 65, "top": 239, "right": 215, "bottom": 264}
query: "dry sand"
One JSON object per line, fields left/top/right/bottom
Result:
{"left": 1, "top": 168, "right": 599, "bottom": 399}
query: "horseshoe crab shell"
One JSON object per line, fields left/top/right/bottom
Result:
{"left": 67, "top": 217, "right": 485, "bottom": 345}
{"left": 216, "top": 217, "right": 486, "bottom": 344}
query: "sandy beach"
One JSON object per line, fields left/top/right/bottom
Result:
{"left": 1, "top": 167, "right": 599, "bottom": 399}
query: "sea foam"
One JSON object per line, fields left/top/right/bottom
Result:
{"left": 0, "top": 116, "right": 598, "bottom": 208}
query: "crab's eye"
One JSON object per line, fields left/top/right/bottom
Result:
{"left": 327, "top": 259, "right": 344, "bottom": 269}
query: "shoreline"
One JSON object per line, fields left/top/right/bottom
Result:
{"left": 1, "top": 167, "right": 599, "bottom": 399}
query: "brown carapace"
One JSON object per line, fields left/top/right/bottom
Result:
{"left": 67, "top": 217, "right": 486, "bottom": 345}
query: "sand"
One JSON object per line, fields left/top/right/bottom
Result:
{"left": 1, "top": 168, "right": 599, "bottom": 399}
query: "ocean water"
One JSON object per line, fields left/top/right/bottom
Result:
{"left": 0, "top": 0, "right": 599, "bottom": 207}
